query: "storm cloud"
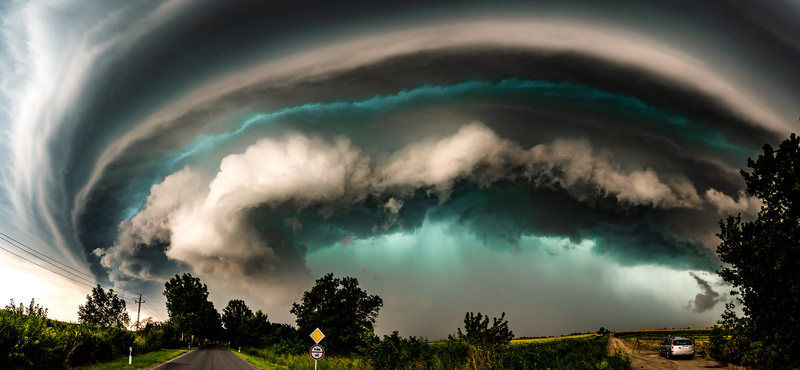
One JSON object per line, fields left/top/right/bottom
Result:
{"left": 2, "top": 0, "right": 798, "bottom": 334}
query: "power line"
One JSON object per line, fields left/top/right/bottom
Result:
{"left": 0, "top": 242, "right": 106, "bottom": 292}
{"left": 0, "top": 231, "right": 143, "bottom": 297}
{"left": 0, "top": 230, "right": 168, "bottom": 321}
{"left": 0, "top": 234, "right": 104, "bottom": 288}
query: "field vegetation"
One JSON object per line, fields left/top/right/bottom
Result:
{"left": 236, "top": 334, "right": 629, "bottom": 370}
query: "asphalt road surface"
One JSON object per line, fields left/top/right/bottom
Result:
{"left": 152, "top": 345, "right": 256, "bottom": 370}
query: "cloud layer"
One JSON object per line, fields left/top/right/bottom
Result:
{"left": 97, "top": 122, "right": 749, "bottom": 302}
{"left": 4, "top": 0, "right": 798, "bottom": 331}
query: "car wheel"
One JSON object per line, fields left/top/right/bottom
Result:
{"left": 690, "top": 354, "right": 694, "bottom": 360}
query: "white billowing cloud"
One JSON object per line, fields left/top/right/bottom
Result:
{"left": 377, "top": 123, "right": 518, "bottom": 200}
{"left": 166, "top": 135, "right": 371, "bottom": 279}
{"left": 524, "top": 138, "right": 703, "bottom": 208}
{"left": 101, "top": 122, "right": 713, "bottom": 304}
{"left": 704, "top": 189, "right": 762, "bottom": 215}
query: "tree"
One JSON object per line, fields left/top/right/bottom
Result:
{"left": 77, "top": 285, "right": 130, "bottom": 328}
{"left": 163, "top": 273, "right": 221, "bottom": 342}
{"left": 222, "top": 299, "right": 253, "bottom": 346}
{"left": 448, "top": 312, "right": 514, "bottom": 345}
{"left": 715, "top": 133, "right": 800, "bottom": 369}
{"left": 290, "top": 273, "right": 383, "bottom": 355}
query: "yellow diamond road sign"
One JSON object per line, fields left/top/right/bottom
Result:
{"left": 310, "top": 328, "right": 325, "bottom": 343}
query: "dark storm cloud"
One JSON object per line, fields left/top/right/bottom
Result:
{"left": 77, "top": 39, "right": 778, "bottom": 294}
{"left": 4, "top": 0, "right": 797, "bottom": 317}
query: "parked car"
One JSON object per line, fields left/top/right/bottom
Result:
{"left": 658, "top": 336, "right": 695, "bottom": 359}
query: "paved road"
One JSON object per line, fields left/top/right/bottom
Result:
{"left": 152, "top": 345, "right": 256, "bottom": 370}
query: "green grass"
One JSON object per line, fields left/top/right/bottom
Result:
{"left": 74, "top": 348, "right": 187, "bottom": 370}
{"left": 229, "top": 348, "right": 285, "bottom": 370}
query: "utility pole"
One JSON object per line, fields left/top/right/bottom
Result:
{"left": 134, "top": 294, "right": 145, "bottom": 331}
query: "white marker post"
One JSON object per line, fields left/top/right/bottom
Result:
{"left": 309, "top": 328, "right": 325, "bottom": 370}
{"left": 190, "top": 334, "right": 194, "bottom": 348}
{"left": 129, "top": 347, "right": 132, "bottom": 365}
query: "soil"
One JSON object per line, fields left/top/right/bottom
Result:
{"left": 608, "top": 336, "right": 728, "bottom": 370}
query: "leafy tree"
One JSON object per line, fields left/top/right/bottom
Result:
{"left": 163, "top": 273, "right": 221, "bottom": 341}
{"left": 715, "top": 133, "right": 800, "bottom": 369}
{"left": 449, "top": 312, "right": 514, "bottom": 346}
{"left": 77, "top": 285, "right": 130, "bottom": 328}
{"left": 222, "top": 299, "right": 253, "bottom": 346}
{"left": 290, "top": 273, "right": 383, "bottom": 355}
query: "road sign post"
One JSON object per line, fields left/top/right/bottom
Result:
{"left": 309, "top": 344, "right": 324, "bottom": 369}
{"left": 309, "top": 328, "right": 325, "bottom": 370}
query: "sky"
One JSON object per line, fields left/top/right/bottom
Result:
{"left": 1, "top": 0, "right": 799, "bottom": 339}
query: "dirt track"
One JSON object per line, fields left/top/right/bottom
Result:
{"left": 608, "top": 336, "right": 726, "bottom": 370}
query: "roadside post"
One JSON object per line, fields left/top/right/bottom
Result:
{"left": 309, "top": 328, "right": 325, "bottom": 370}
{"left": 129, "top": 347, "right": 132, "bottom": 365}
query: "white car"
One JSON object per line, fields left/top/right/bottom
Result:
{"left": 658, "top": 337, "right": 695, "bottom": 359}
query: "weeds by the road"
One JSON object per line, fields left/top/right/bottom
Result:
{"left": 230, "top": 348, "right": 285, "bottom": 370}
{"left": 73, "top": 348, "right": 186, "bottom": 370}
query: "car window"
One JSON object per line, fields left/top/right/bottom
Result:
{"left": 673, "top": 340, "right": 692, "bottom": 345}
{"left": 662, "top": 339, "right": 670, "bottom": 345}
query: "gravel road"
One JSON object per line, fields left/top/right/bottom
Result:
{"left": 608, "top": 336, "right": 727, "bottom": 370}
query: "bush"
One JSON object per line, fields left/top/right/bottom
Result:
{"left": 1, "top": 299, "right": 178, "bottom": 369}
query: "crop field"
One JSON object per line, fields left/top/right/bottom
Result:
{"left": 510, "top": 334, "right": 596, "bottom": 344}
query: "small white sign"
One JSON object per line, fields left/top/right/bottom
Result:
{"left": 309, "top": 344, "right": 324, "bottom": 360}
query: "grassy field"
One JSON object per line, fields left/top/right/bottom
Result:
{"left": 73, "top": 348, "right": 187, "bottom": 370}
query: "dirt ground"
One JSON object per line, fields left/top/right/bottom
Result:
{"left": 608, "top": 336, "right": 728, "bottom": 370}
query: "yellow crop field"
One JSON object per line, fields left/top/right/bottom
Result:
{"left": 511, "top": 334, "right": 596, "bottom": 344}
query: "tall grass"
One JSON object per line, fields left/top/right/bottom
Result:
{"left": 239, "top": 334, "right": 630, "bottom": 370}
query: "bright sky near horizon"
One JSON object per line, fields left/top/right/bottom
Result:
{"left": 1, "top": 0, "right": 799, "bottom": 339}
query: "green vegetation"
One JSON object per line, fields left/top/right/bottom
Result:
{"left": 291, "top": 273, "right": 383, "bottom": 355}
{"left": 74, "top": 348, "right": 186, "bottom": 370}
{"left": 78, "top": 285, "right": 130, "bottom": 328}
{"left": 229, "top": 348, "right": 284, "bottom": 370}
{"left": 448, "top": 312, "right": 514, "bottom": 345}
{"left": 4, "top": 271, "right": 632, "bottom": 369}
{"left": 1, "top": 299, "right": 135, "bottom": 369}
{"left": 712, "top": 133, "right": 800, "bottom": 369}
{"left": 236, "top": 334, "right": 630, "bottom": 370}
{"left": 164, "top": 273, "right": 222, "bottom": 343}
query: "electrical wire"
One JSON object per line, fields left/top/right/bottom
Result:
{"left": 0, "top": 230, "right": 169, "bottom": 322}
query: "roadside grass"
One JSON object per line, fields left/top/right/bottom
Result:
{"left": 229, "top": 348, "right": 285, "bottom": 370}
{"left": 74, "top": 348, "right": 187, "bottom": 370}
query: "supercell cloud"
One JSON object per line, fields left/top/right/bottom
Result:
{"left": 1, "top": 0, "right": 798, "bottom": 336}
